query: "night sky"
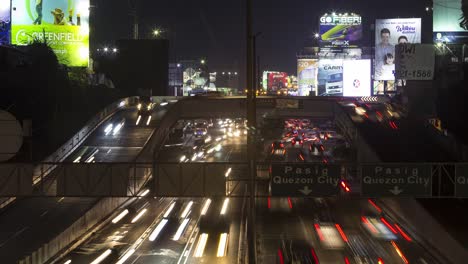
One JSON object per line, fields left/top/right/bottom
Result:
{"left": 92, "top": 0, "right": 431, "bottom": 76}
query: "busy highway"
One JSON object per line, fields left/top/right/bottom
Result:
{"left": 0, "top": 99, "right": 173, "bottom": 263}
{"left": 1, "top": 98, "right": 461, "bottom": 264}
{"left": 58, "top": 117, "right": 248, "bottom": 264}
{"left": 54, "top": 111, "right": 449, "bottom": 264}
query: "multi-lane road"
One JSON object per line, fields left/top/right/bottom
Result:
{"left": 0, "top": 99, "right": 463, "bottom": 263}
{"left": 0, "top": 102, "right": 172, "bottom": 262}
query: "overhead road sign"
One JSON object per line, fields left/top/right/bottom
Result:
{"left": 270, "top": 164, "right": 341, "bottom": 197}
{"left": 362, "top": 164, "right": 431, "bottom": 197}
{"left": 455, "top": 164, "right": 468, "bottom": 197}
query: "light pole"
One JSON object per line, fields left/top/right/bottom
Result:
{"left": 246, "top": 0, "right": 257, "bottom": 263}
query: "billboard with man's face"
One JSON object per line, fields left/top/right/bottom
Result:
{"left": 11, "top": 0, "right": 89, "bottom": 67}
{"left": 297, "top": 59, "right": 318, "bottom": 96}
{"left": 319, "top": 13, "right": 362, "bottom": 49}
{"left": 374, "top": 18, "right": 421, "bottom": 81}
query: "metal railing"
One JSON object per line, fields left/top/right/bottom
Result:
{"left": 1, "top": 162, "right": 467, "bottom": 198}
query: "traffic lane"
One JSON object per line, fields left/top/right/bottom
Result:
{"left": 306, "top": 197, "right": 441, "bottom": 264}
{"left": 0, "top": 197, "right": 96, "bottom": 263}
{"left": 344, "top": 105, "right": 453, "bottom": 162}
{"left": 158, "top": 141, "right": 246, "bottom": 163}
{"left": 261, "top": 197, "right": 347, "bottom": 264}
{"left": 86, "top": 146, "right": 143, "bottom": 162}
{"left": 180, "top": 198, "right": 242, "bottom": 264}
{"left": 61, "top": 197, "right": 171, "bottom": 263}
{"left": 85, "top": 199, "right": 191, "bottom": 264}
{"left": 256, "top": 197, "right": 314, "bottom": 264}
{"left": 0, "top": 108, "right": 165, "bottom": 262}
{"left": 134, "top": 199, "right": 210, "bottom": 264}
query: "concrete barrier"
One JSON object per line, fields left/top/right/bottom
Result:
{"left": 19, "top": 197, "right": 127, "bottom": 264}
{"left": 16, "top": 97, "right": 181, "bottom": 263}
{"left": 333, "top": 103, "right": 380, "bottom": 162}
{"left": 0, "top": 97, "right": 138, "bottom": 210}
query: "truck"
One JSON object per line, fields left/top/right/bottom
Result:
{"left": 325, "top": 72, "right": 343, "bottom": 95}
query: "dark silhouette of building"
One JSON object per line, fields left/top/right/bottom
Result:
{"left": 110, "top": 39, "right": 169, "bottom": 95}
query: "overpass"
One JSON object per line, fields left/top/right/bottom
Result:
{"left": 1, "top": 96, "right": 466, "bottom": 264}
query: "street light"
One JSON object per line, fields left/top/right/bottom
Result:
{"left": 103, "top": 47, "right": 108, "bottom": 52}
{"left": 314, "top": 33, "right": 320, "bottom": 39}
{"left": 112, "top": 48, "right": 118, "bottom": 53}
{"left": 201, "top": 59, "right": 206, "bottom": 64}
{"left": 153, "top": 29, "right": 161, "bottom": 36}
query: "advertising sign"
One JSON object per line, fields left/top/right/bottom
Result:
{"left": 362, "top": 164, "right": 431, "bottom": 197}
{"left": 343, "top": 59, "right": 371, "bottom": 97}
{"left": 11, "top": 0, "right": 89, "bottom": 67}
{"left": 270, "top": 164, "right": 341, "bottom": 196}
{"left": 0, "top": 0, "right": 11, "bottom": 44}
{"left": 395, "top": 44, "right": 435, "bottom": 80}
{"left": 297, "top": 59, "right": 318, "bottom": 96}
{"left": 374, "top": 18, "right": 421, "bottom": 80}
{"left": 317, "top": 59, "right": 343, "bottom": 96}
{"left": 319, "top": 13, "right": 362, "bottom": 48}
{"left": 433, "top": 0, "right": 468, "bottom": 43}
{"left": 0, "top": 1, "right": 9, "bottom": 22}
{"left": 373, "top": 80, "right": 395, "bottom": 95}
{"left": 267, "top": 72, "right": 288, "bottom": 93}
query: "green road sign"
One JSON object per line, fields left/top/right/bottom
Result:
{"left": 270, "top": 164, "right": 341, "bottom": 197}
{"left": 362, "top": 164, "right": 431, "bottom": 197}
{"left": 455, "top": 164, "right": 468, "bottom": 197}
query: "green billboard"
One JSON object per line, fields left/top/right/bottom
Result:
{"left": 11, "top": 0, "right": 89, "bottom": 67}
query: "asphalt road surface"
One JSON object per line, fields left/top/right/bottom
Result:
{"left": 0, "top": 103, "right": 171, "bottom": 262}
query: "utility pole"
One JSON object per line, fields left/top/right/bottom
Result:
{"left": 246, "top": 0, "right": 256, "bottom": 263}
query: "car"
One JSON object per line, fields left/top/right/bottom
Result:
{"left": 199, "top": 199, "right": 230, "bottom": 233}
{"left": 361, "top": 216, "right": 397, "bottom": 240}
{"left": 313, "top": 221, "right": 346, "bottom": 249}
{"left": 137, "top": 96, "right": 153, "bottom": 116}
{"left": 301, "top": 119, "right": 311, "bottom": 128}
{"left": 309, "top": 142, "right": 324, "bottom": 154}
{"left": 270, "top": 141, "right": 286, "bottom": 156}
{"left": 291, "top": 135, "right": 304, "bottom": 147}
{"left": 194, "top": 127, "right": 208, "bottom": 137}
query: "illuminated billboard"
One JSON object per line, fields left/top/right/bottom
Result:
{"left": 11, "top": 0, "right": 90, "bottom": 67}
{"left": 433, "top": 0, "right": 468, "bottom": 43}
{"left": 0, "top": 0, "right": 10, "bottom": 44}
{"left": 317, "top": 59, "right": 343, "bottom": 96}
{"left": 297, "top": 59, "right": 318, "bottom": 96}
{"left": 374, "top": 18, "right": 421, "bottom": 80}
{"left": 0, "top": 1, "right": 9, "bottom": 20}
{"left": 373, "top": 80, "right": 395, "bottom": 95}
{"left": 266, "top": 72, "right": 288, "bottom": 93}
{"left": 319, "top": 13, "right": 362, "bottom": 48}
{"left": 343, "top": 59, "right": 371, "bottom": 97}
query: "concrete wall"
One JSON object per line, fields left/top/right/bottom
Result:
{"left": 19, "top": 197, "right": 127, "bottom": 264}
